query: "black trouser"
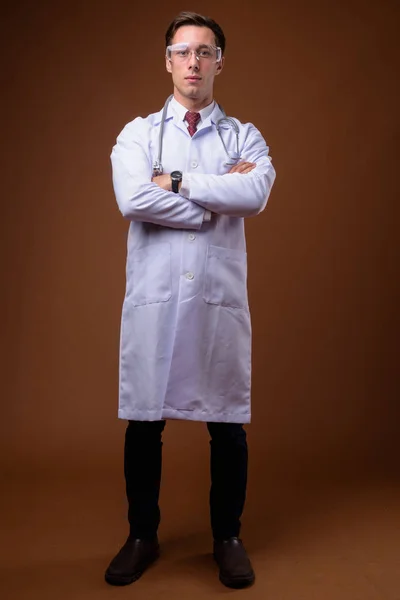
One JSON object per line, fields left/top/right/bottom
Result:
{"left": 124, "top": 420, "right": 248, "bottom": 541}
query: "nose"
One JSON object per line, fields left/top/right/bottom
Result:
{"left": 188, "top": 50, "right": 199, "bottom": 70}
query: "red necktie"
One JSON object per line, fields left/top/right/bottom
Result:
{"left": 185, "top": 111, "right": 201, "bottom": 137}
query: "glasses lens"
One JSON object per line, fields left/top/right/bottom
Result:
{"left": 167, "top": 43, "right": 221, "bottom": 62}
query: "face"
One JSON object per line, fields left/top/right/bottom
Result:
{"left": 166, "top": 25, "right": 224, "bottom": 109}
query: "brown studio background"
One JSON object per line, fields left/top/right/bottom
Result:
{"left": 0, "top": 0, "right": 399, "bottom": 540}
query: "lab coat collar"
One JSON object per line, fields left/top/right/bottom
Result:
{"left": 207, "top": 102, "right": 225, "bottom": 127}
{"left": 169, "top": 96, "right": 215, "bottom": 123}
{"left": 152, "top": 97, "right": 225, "bottom": 136}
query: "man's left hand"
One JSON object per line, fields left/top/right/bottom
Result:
{"left": 152, "top": 174, "right": 172, "bottom": 191}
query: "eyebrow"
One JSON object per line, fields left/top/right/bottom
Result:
{"left": 175, "top": 43, "right": 210, "bottom": 49}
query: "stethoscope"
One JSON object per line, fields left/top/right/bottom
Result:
{"left": 152, "top": 95, "right": 240, "bottom": 176}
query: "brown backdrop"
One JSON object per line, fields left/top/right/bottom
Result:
{"left": 1, "top": 0, "right": 398, "bottom": 513}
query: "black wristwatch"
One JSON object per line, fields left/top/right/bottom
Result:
{"left": 171, "top": 171, "right": 182, "bottom": 193}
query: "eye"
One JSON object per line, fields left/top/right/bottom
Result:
{"left": 177, "top": 50, "right": 189, "bottom": 57}
{"left": 199, "top": 50, "right": 212, "bottom": 58}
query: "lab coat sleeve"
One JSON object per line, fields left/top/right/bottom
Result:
{"left": 180, "top": 124, "right": 276, "bottom": 217}
{"left": 111, "top": 118, "right": 207, "bottom": 229}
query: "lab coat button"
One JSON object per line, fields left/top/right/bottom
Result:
{"left": 191, "top": 161, "right": 198, "bottom": 168}
{"left": 186, "top": 272, "right": 194, "bottom": 280}
{"left": 188, "top": 233, "right": 196, "bottom": 241}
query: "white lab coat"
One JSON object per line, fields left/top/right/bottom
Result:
{"left": 111, "top": 99, "right": 276, "bottom": 423}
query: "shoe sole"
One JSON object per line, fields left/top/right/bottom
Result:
{"left": 219, "top": 571, "right": 255, "bottom": 589}
{"left": 104, "top": 551, "right": 159, "bottom": 586}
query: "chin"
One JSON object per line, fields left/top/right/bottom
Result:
{"left": 185, "top": 83, "right": 200, "bottom": 91}
{"left": 181, "top": 87, "right": 200, "bottom": 98}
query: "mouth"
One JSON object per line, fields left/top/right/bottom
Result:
{"left": 185, "top": 76, "right": 201, "bottom": 82}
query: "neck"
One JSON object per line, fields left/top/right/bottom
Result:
{"left": 173, "top": 89, "right": 213, "bottom": 112}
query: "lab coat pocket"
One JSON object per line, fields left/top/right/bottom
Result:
{"left": 128, "top": 243, "right": 172, "bottom": 307}
{"left": 203, "top": 245, "right": 248, "bottom": 309}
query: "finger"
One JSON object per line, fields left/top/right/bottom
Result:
{"left": 235, "top": 163, "right": 256, "bottom": 174}
{"left": 229, "top": 161, "right": 250, "bottom": 173}
{"left": 230, "top": 163, "right": 246, "bottom": 173}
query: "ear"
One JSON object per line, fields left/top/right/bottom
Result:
{"left": 215, "top": 56, "right": 225, "bottom": 76}
{"left": 166, "top": 57, "right": 172, "bottom": 73}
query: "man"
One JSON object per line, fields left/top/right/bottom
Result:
{"left": 106, "top": 11, "right": 276, "bottom": 589}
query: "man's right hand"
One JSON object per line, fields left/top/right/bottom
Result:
{"left": 229, "top": 161, "right": 256, "bottom": 174}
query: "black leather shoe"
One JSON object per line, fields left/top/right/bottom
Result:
{"left": 213, "top": 537, "right": 255, "bottom": 588}
{"left": 105, "top": 536, "right": 159, "bottom": 586}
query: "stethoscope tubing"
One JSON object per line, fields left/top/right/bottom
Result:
{"left": 153, "top": 95, "right": 240, "bottom": 175}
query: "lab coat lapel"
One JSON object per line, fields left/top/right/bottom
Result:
{"left": 196, "top": 102, "right": 225, "bottom": 135}
{"left": 167, "top": 100, "right": 225, "bottom": 137}
{"left": 167, "top": 102, "right": 191, "bottom": 137}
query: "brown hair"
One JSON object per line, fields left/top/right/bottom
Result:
{"left": 165, "top": 11, "right": 226, "bottom": 55}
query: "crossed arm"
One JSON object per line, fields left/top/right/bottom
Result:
{"left": 111, "top": 118, "right": 276, "bottom": 229}
{"left": 152, "top": 160, "right": 257, "bottom": 192}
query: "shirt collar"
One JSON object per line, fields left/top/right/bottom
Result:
{"left": 170, "top": 96, "right": 216, "bottom": 123}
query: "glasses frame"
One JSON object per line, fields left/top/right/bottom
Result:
{"left": 166, "top": 43, "right": 222, "bottom": 63}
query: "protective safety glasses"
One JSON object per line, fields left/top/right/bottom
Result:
{"left": 166, "top": 42, "right": 222, "bottom": 63}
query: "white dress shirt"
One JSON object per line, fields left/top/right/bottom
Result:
{"left": 170, "top": 98, "right": 215, "bottom": 221}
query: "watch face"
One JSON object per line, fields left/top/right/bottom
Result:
{"left": 171, "top": 170, "right": 182, "bottom": 180}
